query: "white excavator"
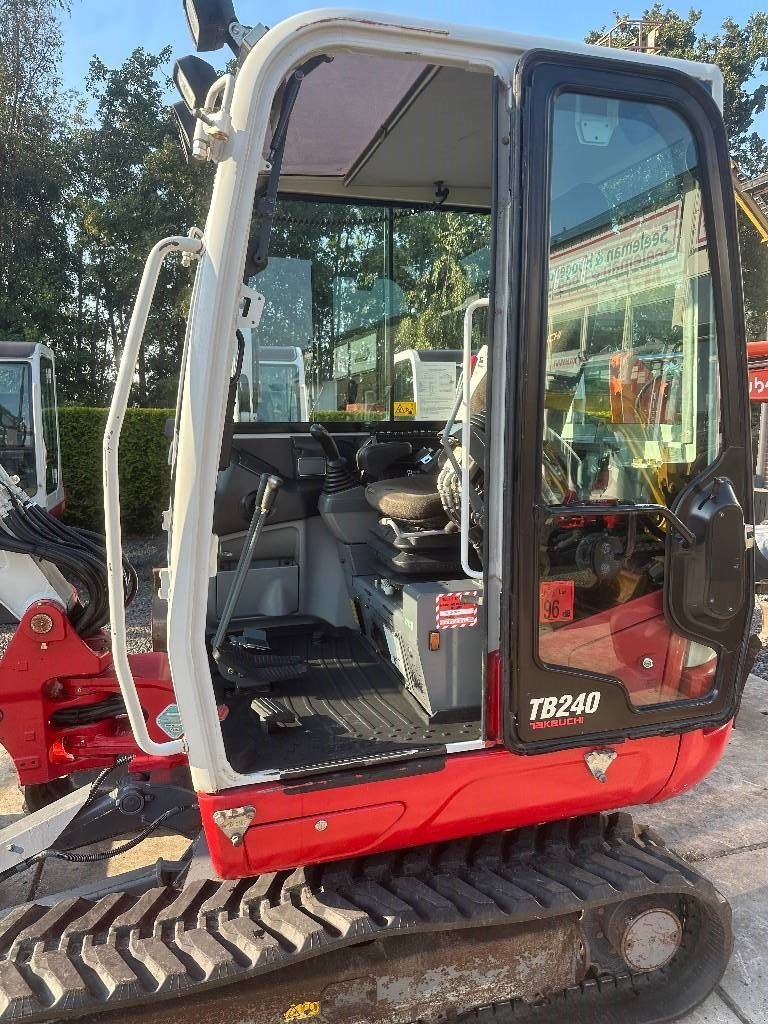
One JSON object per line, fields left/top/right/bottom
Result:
{"left": 0, "top": 341, "right": 63, "bottom": 514}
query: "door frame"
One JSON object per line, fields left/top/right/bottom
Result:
{"left": 502, "top": 50, "right": 754, "bottom": 753}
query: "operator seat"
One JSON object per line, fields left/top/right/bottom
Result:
{"left": 362, "top": 457, "right": 461, "bottom": 577}
{"left": 364, "top": 474, "right": 447, "bottom": 529}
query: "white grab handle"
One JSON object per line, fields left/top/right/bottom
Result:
{"left": 103, "top": 234, "right": 203, "bottom": 757}
{"left": 461, "top": 298, "right": 489, "bottom": 581}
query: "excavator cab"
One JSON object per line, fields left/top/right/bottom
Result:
{"left": 163, "top": 18, "right": 753, "bottom": 794}
{"left": 0, "top": 5, "right": 756, "bottom": 1022}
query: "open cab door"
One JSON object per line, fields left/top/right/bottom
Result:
{"left": 507, "top": 51, "right": 754, "bottom": 750}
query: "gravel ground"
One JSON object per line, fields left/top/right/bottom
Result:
{"left": 123, "top": 534, "right": 166, "bottom": 652}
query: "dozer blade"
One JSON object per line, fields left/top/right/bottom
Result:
{"left": 0, "top": 813, "right": 731, "bottom": 1024}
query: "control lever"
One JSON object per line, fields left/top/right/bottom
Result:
{"left": 211, "top": 473, "right": 283, "bottom": 657}
{"left": 309, "top": 423, "right": 341, "bottom": 461}
{"left": 309, "top": 423, "right": 357, "bottom": 493}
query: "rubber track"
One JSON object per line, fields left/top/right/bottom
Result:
{"left": 0, "top": 812, "right": 731, "bottom": 1023}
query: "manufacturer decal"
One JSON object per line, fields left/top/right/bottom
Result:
{"left": 436, "top": 592, "right": 478, "bottom": 629}
{"left": 156, "top": 703, "right": 184, "bottom": 740}
{"left": 529, "top": 691, "right": 601, "bottom": 730}
{"left": 539, "top": 580, "right": 574, "bottom": 624}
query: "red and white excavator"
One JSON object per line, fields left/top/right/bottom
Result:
{"left": 0, "top": 2, "right": 762, "bottom": 1021}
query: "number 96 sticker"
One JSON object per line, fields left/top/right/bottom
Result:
{"left": 539, "top": 580, "right": 574, "bottom": 624}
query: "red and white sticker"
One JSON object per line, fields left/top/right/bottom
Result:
{"left": 539, "top": 580, "right": 574, "bottom": 624}
{"left": 436, "top": 591, "right": 479, "bottom": 629}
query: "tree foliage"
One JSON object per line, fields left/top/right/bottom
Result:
{"left": 586, "top": 6, "right": 768, "bottom": 338}
{"left": 0, "top": 0, "right": 766, "bottom": 410}
{"left": 0, "top": 1, "right": 213, "bottom": 404}
{"left": 0, "top": 0, "right": 73, "bottom": 344}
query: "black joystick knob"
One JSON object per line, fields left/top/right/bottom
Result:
{"left": 309, "top": 423, "right": 341, "bottom": 460}
{"left": 309, "top": 423, "right": 358, "bottom": 494}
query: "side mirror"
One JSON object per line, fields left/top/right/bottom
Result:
{"left": 170, "top": 101, "right": 195, "bottom": 163}
{"left": 173, "top": 55, "right": 219, "bottom": 113}
{"left": 183, "top": 0, "right": 237, "bottom": 52}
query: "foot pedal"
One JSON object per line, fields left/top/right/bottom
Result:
{"left": 250, "top": 696, "right": 300, "bottom": 729}
{"left": 214, "top": 635, "right": 308, "bottom": 688}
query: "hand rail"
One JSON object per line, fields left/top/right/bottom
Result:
{"left": 542, "top": 501, "right": 696, "bottom": 547}
{"left": 461, "top": 298, "right": 489, "bottom": 581}
{"left": 103, "top": 234, "right": 203, "bottom": 757}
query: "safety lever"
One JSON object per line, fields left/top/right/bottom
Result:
{"left": 211, "top": 473, "right": 283, "bottom": 656}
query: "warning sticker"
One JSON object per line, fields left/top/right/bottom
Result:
{"left": 436, "top": 591, "right": 479, "bottom": 629}
{"left": 284, "top": 1003, "right": 320, "bottom": 1022}
{"left": 156, "top": 703, "right": 184, "bottom": 739}
{"left": 539, "top": 580, "right": 574, "bottom": 624}
{"left": 394, "top": 400, "right": 417, "bottom": 417}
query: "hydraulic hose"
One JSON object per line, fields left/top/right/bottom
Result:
{"left": 5, "top": 509, "right": 110, "bottom": 631}
{"left": 0, "top": 486, "right": 139, "bottom": 634}
{"left": 0, "top": 522, "right": 100, "bottom": 631}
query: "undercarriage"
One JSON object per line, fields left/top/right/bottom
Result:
{"left": 0, "top": 809, "right": 732, "bottom": 1024}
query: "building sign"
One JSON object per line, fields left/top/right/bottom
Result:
{"left": 549, "top": 202, "right": 683, "bottom": 301}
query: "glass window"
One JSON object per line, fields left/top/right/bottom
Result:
{"left": 0, "top": 362, "right": 36, "bottom": 496}
{"left": 537, "top": 93, "right": 720, "bottom": 708}
{"left": 239, "top": 201, "right": 491, "bottom": 423}
{"left": 40, "top": 356, "right": 59, "bottom": 494}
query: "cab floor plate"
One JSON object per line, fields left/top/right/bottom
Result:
{"left": 222, "top": 629, "right": 480, "bottom": 775}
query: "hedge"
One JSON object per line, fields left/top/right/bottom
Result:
{"left": 59, "top": 407, "right": 173, "bottom": 535}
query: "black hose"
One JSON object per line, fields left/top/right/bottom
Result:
{"left": 3, "top": 519, "right": 110, "bottom": 631}
{"left": 0, "top": 522, "right": 100, "bottom": 631}
{"left": 50, "top": 697, "right": 127, "bottom": 726}
{"left": 0, "top": 485, "right": 139, "bottom": 633}
{"left": 26, "top": 503, "right": 138, "bottom": 607}
{"left": 0, "top": 805, "right": 189, "bottom": 880}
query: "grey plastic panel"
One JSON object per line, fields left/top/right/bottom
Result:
{"left": 354, "top": 577, "right": 484, "bottom": 716}
{"left": 215, "top": 563, "right": 299, "bottom": 618}
{"left": 318, "top": 486, "right": 379, "bottom": 543}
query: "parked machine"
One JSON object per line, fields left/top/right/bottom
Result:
{"left": 0, "top": 2, "right": 761, "bottom": 1021}
{"left": 0, "top": 341, "right": 63, "bottom": 515}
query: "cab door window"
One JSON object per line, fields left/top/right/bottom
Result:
{"left": 538, "top": 93, "right": 720, "bottom": 708}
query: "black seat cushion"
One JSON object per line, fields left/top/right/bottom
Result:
{"left": 368, "top": 530, "right": 461, "bottom": 577}
{"left": 365, "top": 474, "right": 445, "bottom": 525}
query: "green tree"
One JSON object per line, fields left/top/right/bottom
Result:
{"left": 586, "top": 7, "right": 768, "bottom": 339}
{"left": 0, "top": 0, "right": 73, "bottom": 343}
{"left": 70, "top": 47, "right": 213, "bottom": 406}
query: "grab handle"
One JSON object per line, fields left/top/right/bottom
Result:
{"left": 103, "top": 233, "right": 203, "bottom": 757}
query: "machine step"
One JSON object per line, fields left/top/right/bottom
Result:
{"left": 0, "top": 812, "right": 732, "bottom": 1023}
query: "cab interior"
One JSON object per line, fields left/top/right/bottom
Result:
{"left": 206, "top": 53, "right": 497, "bottom": 779}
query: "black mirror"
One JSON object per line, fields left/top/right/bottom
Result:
{"left": 170, "top": 101, "right": 195, "bottom": 162}
{"left": 183, "top": 0, "right": 237, "bottom": 52}
{"left": 173, "top": 55, "right": 218, "bottom": 112}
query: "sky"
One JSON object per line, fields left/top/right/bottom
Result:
{"left": 59, "top": 0, "right": 768, "bottom": 141}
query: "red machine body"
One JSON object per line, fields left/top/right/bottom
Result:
{"left": 0, "top": 602, "right": 183, "bottom": 785}
{"left": 194, "top": 591, "right": 728, "bottom": 880}
{"left": 199, "top": 672, "right": 730, "bottom": 879}
{"left": 0, "top": 598, "right": 731, "bottom": 881}
{"left": 747, "top": 340, "right": 768, "bottom": 401}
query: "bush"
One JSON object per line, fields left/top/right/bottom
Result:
{"left": 59, "top": 407, "right": 173, "bottom": 535}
